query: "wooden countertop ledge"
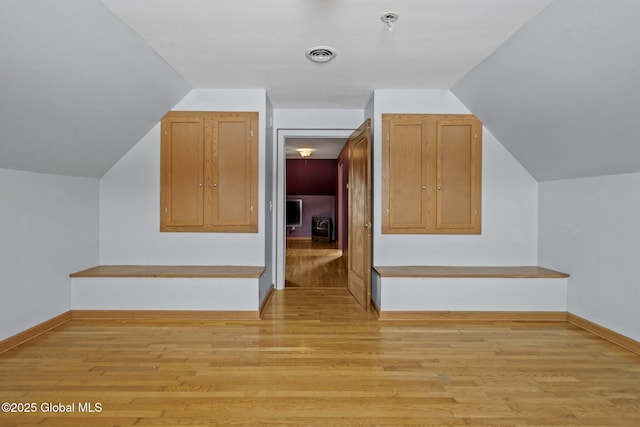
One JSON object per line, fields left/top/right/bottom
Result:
{"left": 373, "top": 266, "right": 569, "bottom": 279}
{"left": 70, "top": 265, "right": 265, "bottom": 279}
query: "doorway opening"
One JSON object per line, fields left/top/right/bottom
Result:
{"left": 283, "top": 136, "right": 349, "bottom": 288}
{"left": 275, "top": 121, "right": 372, "bottom": 312}
{"left": 275, "top": 129, "right": 353, "bottom": 291}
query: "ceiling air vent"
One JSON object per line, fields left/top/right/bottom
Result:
{"left": 305, "top": 46, "right": 337, "bottom": 63}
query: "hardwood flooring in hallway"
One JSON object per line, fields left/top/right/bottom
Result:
{"left": 285, "top": 238, "right": 348, "bottom": 288}
{"left": 1, "top": 289, "right": 640, "bottom": 426}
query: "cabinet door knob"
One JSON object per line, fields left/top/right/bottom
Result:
{"left": 198, "top": 183, "right": 203, "bottom": 187}
{"left": 421, "top": 185, "right": 426, "bottom": 190}
{"left": 363, "top": 222, "right": 372, "bottom": 229}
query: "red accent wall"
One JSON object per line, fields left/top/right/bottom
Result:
{"left": 286, "top": 159, "right": 337, "bottom": 196}
{"left": 286, "top": 159, "right": 338, "bottom": 239}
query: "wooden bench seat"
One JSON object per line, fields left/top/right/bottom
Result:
{"left": 374, "top": 265, "right": 568, "bottom": 279}
{"left": 71, "top": 265, "right": 265, "bottom": 279}
{"left": 372, "top": 265, "right": 569, "bottom": 320}
{"left": 70, "top": 265, "right": 266, "bottom": 318}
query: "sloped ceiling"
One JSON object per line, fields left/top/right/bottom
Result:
{"left": 452, "top": 0, "right": 640, "bottom": 181}
{"left": 4, "top": 0, "right": 637, "bottom": 182}
{"left": 0, "top": 0, "right": 190, "bottom": 178}
{"left": 100, "top": 0, "right": 552, "bottom": 109}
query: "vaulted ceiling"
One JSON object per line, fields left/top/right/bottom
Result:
{"left": 1, "top": 0, "right": 638, "bottom": 181}
{"left": 100, "top": 0, "right": 551, "bottom": 109}
{"left": 0, "top": 0, "right": 190, "bottom": 178}
{"left": 452, "top": 0, "right": 640, "bottom": 181}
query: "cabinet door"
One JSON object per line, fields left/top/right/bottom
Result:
{"left": 209, "top": 112, "right": 258, "bottom": 232}
{"left": 382, "top": 115, "right": 433, "bottom": 233}
{"left": 436, "top": 117, "right": 482, "bottom": 233}
{"left": 160, "top": 114, "right": 204, "bottom": 229}
{"left": 382, "top": 113, "right": 482, "bottom": 235}
{"left": 160, "top": 111, "right": 258, "bottom": 233}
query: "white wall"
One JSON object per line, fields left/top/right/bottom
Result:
{"left": 372, "top": 90, "right": 538, "bottom": 266}
{"left": 274, "top": 109, "right": 364, "bottom": 130}
{"left": 260, "top": 96, "right": 275, "bottom": 305}
{"left": 100, "top": 89, "right": 267, "bottom": 266}
{"left": 381, "top": 277, "right": 567, "bottom": 311}
{"left": 0, "top": 168, "right": 98, "bottom": 341}
{"left": 539, "top": 173, "right": 640, "bottom": 342}
{"left": 72, "top": 277, "right": 259, "bottom": 311}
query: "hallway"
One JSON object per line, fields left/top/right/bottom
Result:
{"left": 262, "top": 287, "right": 372, "bottom": 321}
{"left": 284, "top": 239, "right": 348, "bottom": 288}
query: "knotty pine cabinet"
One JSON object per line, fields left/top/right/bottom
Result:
{"left": 382, "top": 114, "right": 482, "bottom": 234}
{"left": 160, "top": 111, "right": 258, "bottom": 232}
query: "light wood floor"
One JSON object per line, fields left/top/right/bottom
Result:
{"left": 1, "top": 289, "right": 640, "bottom": 426}
{"left": 285, "top": 239, "right": 347, "bottom": 288}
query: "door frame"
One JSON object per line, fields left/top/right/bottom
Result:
{"left": 337, "top": 158, "right": 345, "bottom": 250}
{"left": 275, "top": 128, "right": 355, "bottom": 290}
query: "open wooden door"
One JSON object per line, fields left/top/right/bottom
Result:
{"left": 348, "top": 119, "right": 372, "bottom": 311}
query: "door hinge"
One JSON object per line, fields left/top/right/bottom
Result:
{"left": 250, "top": 205, "right": 254, "bottom": 213}
{"left": 250, "top": 129, "right": 254, "bottom": 137}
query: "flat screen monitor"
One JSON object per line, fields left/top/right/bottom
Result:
{"left": 286, "top": 199, "right": 303, "bottom": 227}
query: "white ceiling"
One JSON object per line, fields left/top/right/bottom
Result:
{"left": 100, "top": 0, "right": 552, "bottom": 109}
{"left": 285, "top": 138, "right": 348, "bottom": 159}
{"left": 0, "top": 0, "right": 190, "bottom": 178}
{"left": 452, "top": 0, "right": 640, "bottom": 181}
{"left": 3, "top": 0, "right": 639, "bottom": 181}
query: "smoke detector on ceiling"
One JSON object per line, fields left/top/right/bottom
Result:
{"left": 381, "top": 12, "right": 399, "bottom": 32}
{"left": 305, "top": 46, "right": 337, "bottom": 63}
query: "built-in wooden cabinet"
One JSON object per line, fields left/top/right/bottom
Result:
{"left": 382, "top": 114, "right": 481, "bottom": 234}
{"left": 160, "top": 111, "right": 258, "bottom": 232}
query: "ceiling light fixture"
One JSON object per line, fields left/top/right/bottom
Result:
{"left": 381, "top": 12, "right": 399, "bottom": 32}
{"left": 296, "top": 148, "right": 315, "bottom": 158}
{"left": 305, "top": 46, "right": 337, "bottom": 63}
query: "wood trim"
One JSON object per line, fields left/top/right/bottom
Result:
{"left": 70, "top": 265, "right": 265, "bottom": 279}
{"left": 378, "top": 311, "right": 567, "bottom": 321}
{"left": 370, "top": 299, "right": 381, "bottom": 319}
{"left": 71, "top": 310, "right": 260, "bottom": 320}
{"left": 567, "top": 312, "right": 640, "bottom": 356}
{"left": 160, "top": 224, "right": 258, "bottom": 233}
{"left": 373, "top": 265, "right": 569, "bottom": 279}
{"left": 259, "top": 285, "right": 276, "bottom": 318}
{"left": 0, "top": 311, "right": 71, "bottom": 355}
{"left": 286, "top": 237, "right": 313, "bottom": 241}
{"left": 4, "top": 309, "right": 638, "bottom": 361}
